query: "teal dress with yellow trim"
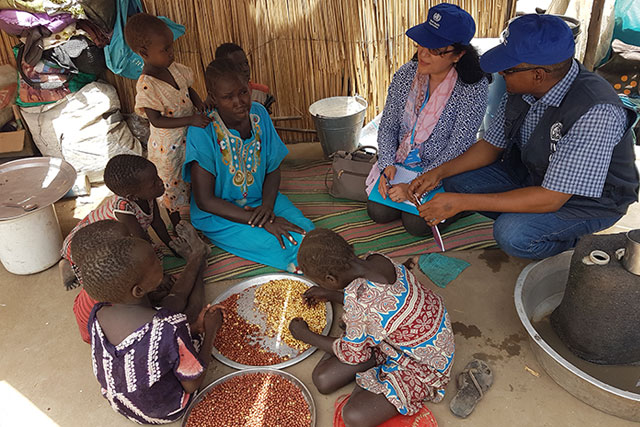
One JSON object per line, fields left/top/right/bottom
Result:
{"left": 183, "top": 102, "right": 314, "bottom": 271}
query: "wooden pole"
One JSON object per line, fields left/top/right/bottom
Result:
{"left": 274, "top": 126, "right": 317, "bottom": 134}
{"left": 583, "top": 0, "right": 606, "bottom": 71}
{"left": 272, "top": 116, "right": 303, "bottom": 122}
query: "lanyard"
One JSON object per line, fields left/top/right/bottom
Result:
{"left": 409, "top": 86, "right": 430, "bottom": 147}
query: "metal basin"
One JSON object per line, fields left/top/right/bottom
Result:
{"left": 211, "top": 273, "right": 333, "bottom": 370}
{"left": 515, "top": 251, "right": 640, "bottom": 422}
{"left": 182, "top": 368, "right": 315, "bottom": 427}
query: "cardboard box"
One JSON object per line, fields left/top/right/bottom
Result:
{"left": 0, "top": 105, "right": 35, "bottom": 158}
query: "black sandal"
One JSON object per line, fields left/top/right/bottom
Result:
{"left": 449, "top": 359, "right": 494, "bottom": 418}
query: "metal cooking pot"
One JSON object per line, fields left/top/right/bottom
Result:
{"left": 622, "top": 229, "right": 640, "bottom": 275}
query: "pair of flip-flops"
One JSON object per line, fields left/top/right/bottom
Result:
{"left": 449, "top": 359, "right": 494, "bottom": 418}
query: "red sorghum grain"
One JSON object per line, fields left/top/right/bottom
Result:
{"left": 213, "top": 293, "right": 288, "bottom": 366}
{"left": 185, "top": 372, "right": 312, "bottom": 427}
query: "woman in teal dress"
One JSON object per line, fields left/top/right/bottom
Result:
{"left": 183, "top": 58, "right": 314, "bottom": 272}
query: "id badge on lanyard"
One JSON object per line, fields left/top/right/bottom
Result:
{"left": 405, "top": 87, "right": 430, "bottom": 167}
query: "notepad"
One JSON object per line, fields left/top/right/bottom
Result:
{"left": 367, "top": 167, "right": 444, "bottom": 216}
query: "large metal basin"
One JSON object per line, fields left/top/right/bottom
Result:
{"left": 515, "top": 251, "right": 640, "bottom": 422}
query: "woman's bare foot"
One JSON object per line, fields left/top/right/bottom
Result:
{"left": 59, "top": 259, "right": 79, "bottom": 290}
{"left": 176, "top": 221, "right": 209, "bottom": 258}
{"left": 169, "top": 236, "right": 192, "bottom": 259}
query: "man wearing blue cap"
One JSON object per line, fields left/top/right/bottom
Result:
{"left": 409, "top": 14, "right": 639, "bottom": 259}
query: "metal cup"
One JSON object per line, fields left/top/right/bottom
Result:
{"left": 622, "top": 229, "right": 640, "bottom": 275}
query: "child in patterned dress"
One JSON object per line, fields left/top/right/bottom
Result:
{"left": 290, "top": 228, "right": 455, "bottom": 427}
{"left": 58, "top": 154, "right": 180, "bottom": 290}
{"left": 125, "top": 13, "right": 210, "bottom": 227}
{"left": 77, "top": 235, "right": 222, "bottom": 424}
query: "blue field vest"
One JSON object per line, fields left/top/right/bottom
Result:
{"left": 502, "top": 63, "right": 639, "bottom": 219}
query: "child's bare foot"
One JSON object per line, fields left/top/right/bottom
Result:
{"left": 176, "top": 221, "right": 209, "bottom": 258}
{"left": 59, "top": 259, "right": 79, "bottom": 290}
{"left": 169, "top": 236, "right": 192, "bottom": 259}
{"left": 402, "top": 256, "right": 418, "bottom": 271}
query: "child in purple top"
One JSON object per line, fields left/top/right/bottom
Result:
{"left": 79, "top": 234, "right": 222, "bottom": 424}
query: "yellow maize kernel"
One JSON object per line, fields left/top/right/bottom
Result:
{"left": 254, "top": 279, "right": 327, "bottom": 352}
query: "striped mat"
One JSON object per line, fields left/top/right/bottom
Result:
{"left": 164, "top": 160, "right": 496, "bottom": 282}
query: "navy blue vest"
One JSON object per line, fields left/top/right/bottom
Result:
{"left": 502, "top": 63, "right": 639, "bottom": 219}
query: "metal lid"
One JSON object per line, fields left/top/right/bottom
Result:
{"left": 0, "top": 157, "right": 76, "bottom": 220}
{"left": 308, "top": 95, "right": 367, "bottom": 119}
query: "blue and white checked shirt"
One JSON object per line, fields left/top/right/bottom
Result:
{"left": 485, "top": 60, "right": 628, "bottom": 198}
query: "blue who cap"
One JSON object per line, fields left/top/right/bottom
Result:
{"left": 406, "top": 3, "right": 476, "bottom": 49}
{"left": 480, "top": 14, "right": 575, "bottom": 73}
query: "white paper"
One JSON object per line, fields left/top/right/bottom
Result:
{"left": 389, "top": 165, "right": 419, "bottom": 185}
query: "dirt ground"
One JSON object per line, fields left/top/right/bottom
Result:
{"left": 1, "top": 143, "right": 638, "bottom": 426}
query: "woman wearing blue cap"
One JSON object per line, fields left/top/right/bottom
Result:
{"left": 365, "top": 2, "right": 489, "bottom": 237}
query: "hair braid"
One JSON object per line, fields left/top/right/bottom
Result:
{"left": 215, "top": 42, "right": 244, "bottom": 59}
{"left": 204, "top": 57, "right": 246, "bottom": 96}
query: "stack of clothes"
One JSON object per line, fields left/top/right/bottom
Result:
{"left": 0, "top": 1, "right": 113, "bottom": 107}
{"left": 0, "top": 1, "right": 148, "bottom": 182}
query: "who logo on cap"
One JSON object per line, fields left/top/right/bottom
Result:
{"left": 429, "top": 12, "right": 442, "bottom": 29}
{"left": 480, "top": 14, "right": 575, "bottom": 73}
{"left": 406, "top": 2, "right": 476, "bottom": 49}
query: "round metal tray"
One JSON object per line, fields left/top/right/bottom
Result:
{"left": 181, "top": 368, "right": 316, "bottom": 427}
{"left": 0, "top": 157, "right": 76, "bottom": 220}
{"left": 211, "top": 273, "right": 333, "bottom": 370}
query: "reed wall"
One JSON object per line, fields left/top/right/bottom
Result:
{"left": 0, "top": 0, "right": 516, "bottom": 142}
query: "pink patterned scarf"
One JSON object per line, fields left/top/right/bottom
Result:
{"left": 395, "top": 66, "right": 458, "bottom": 163}
{"left": 364, "top": 66, "right": 458, "bottom": 196}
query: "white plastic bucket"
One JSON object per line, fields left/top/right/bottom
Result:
{"left": 0, "top": 204, "right": 63, "bottom": 275}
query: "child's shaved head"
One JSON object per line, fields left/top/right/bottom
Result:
{"left": 297, "top": 228, "right": 357, "bottom": 279}
{"left": 104, "top": 154, "right": 155, "bottom": 197}
{"left": 79, "top": 237, "right": 155, "bottom": 303}
{"left": 70, "top": 220, "right": 129, "bottom": 264}
{"left": 124, "top": 13, "right": 171, "bottom": 54}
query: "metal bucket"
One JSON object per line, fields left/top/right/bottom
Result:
{"left": 622, "top": 229, "right": 640, "bottom": 275}
{"left": 309, "top": 96, "right": 368, "bottom": 157}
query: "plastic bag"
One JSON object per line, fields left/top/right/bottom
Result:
{"left": 358, "top": 113, "right": 381, "bottom": 149}
{"left": 20, "top": 81, "right": 143, "bottom": 182}
{"left": 104, "top": 0, "right": 185, "bottom": 80}
{"left": 124, "top": 113, "right": 150, "bottom": 149}
{"left": 613, "top": 0, "right": 640, "bottom": 48}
